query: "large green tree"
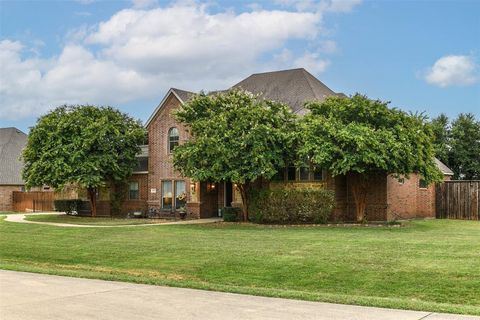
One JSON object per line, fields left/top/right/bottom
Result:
{"left": 430, "top": 113, "right": 450, "bottom": 165}
{"left": 22, "top": 105, "right": 145, "bottom": 216}
{"left": 298, "top": 94, "right": 442, "bottom": 222}
{"left": 449, "top": 113, "right": 480, "bottom": 180}
{"left": 173, "top": 90, "right": 296, "bottom": 221}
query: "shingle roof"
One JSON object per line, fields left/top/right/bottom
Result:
{"left": 0, "top": 127, "right": 27, "bottom": 185}
{"left": 171, "top": 88, "right": 195, "bottom": 103}
{"left": 435, "top": 158, "right": 454, "bottom": 176}
{"left": 232, "top": 68, "right": 339, "bottom": 113}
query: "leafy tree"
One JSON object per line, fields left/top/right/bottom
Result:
{"left": 449, "top": 113, "right": 480, "bottom": 180}
{"left": 173, "top": 90, "right": 296, "bottom": 221}
{"left": 430, "top": 113, "right": 450, "bottom": 165}
{"left": 298, "top": 94, "right": 442, "bottom": 222}
{"left": 22, "top": 105, "right": 145, "bottom": 216}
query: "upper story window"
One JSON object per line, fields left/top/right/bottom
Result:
{"left": 168, "top": 127, "right": 179, "bottom": 153}
{"left": 133, "top": 156, "right": 148, "bottom": 172}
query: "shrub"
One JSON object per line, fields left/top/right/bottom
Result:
{"left": 54, "top": 199, "right": 83, "bottom": 215}
{"left": 249, "top": 188, "right": 335, "bottom": 224}
{"left": 222, "top": 207, "right": 241, "bottom": 222}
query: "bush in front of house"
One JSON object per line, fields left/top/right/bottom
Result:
{"left": 249, "top": 188, "right": 335, "bottom": 224}
{"left": 222, "top": 207, "right": 241, "bottom": 222}
{"left": 54, "top": 199, "right": 83, "bottom": 215}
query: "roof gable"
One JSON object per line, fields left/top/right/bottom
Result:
{"left": 145, "top": 88, "right": 194, "bottom": 128}
{"left": 0, "top": 127, "right": 27, "bottom": 185}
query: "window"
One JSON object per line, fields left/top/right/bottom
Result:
{"left": 287, "top": 166, "right": 296, "bottom": 181}
{"left": 162, "top": 180, "right": 187, "bottom": 211}
{"left": 313, "top": 166, "right": 323, "bottom": 181}
{"left": 175, "top": 181, "right": 186, "bottom": 209}
{"left": 419, "top": 179, "right": 428, "bottom": 189}
{"left": 299, "top": 166, "right": 310, "bottom": 181}
{"left": 162, "top": 181, "right": 173, "bottom": 210}
{"left": 272, "top": 165, "right": 324, "bottom": 182}
{"left": 168, "top": 127, "right": 179, "bottom": 153}
{"left": 128, "top": 181, "right": 139, "bottom": 200}
{"left": 272, "top": 168, "right": 285, "bottom": 181}
{"left": 133, "top": 156, "right": 148, "bottom": 172}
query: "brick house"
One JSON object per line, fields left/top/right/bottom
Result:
{"left": 0, "top": 127, "right": 27, "bottom": 211}
{"left": 131, "top": 68, "right": 453, "bottom": 221}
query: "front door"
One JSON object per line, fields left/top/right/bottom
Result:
{"left": 225, "top": 181, "right": 233, "bottom": 207}
{"left": 199, "top": 182, "right": 218, "bottom": 218}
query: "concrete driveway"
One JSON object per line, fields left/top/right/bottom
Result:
{"left": 0, "top": 270, "right": 478, "bottom": 320}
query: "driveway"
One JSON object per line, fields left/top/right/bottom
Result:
{"left": 0, "top": 270, "right": 478, "bottom": 320}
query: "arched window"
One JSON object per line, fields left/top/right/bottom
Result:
{"left": 168, "top": 127, "right": 179, "bottom": 153}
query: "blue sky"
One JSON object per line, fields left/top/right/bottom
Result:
{"left": 0, "top": 0, "right": 479, "bottom": 132}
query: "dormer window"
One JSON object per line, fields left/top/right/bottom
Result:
{"left": 168, "top": 127, "right": 179, "bottom": 153}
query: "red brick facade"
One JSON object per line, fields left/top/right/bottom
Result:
{"left": 127, "top": 89, "right": 449, "bottom": 221}
{"left": 146, "top": 92, "right": 200, "bottom": 218}
{"left": 386, "top": 174, "right": 450, "bottom": 220}
{"left": 0, "top": 185, "right": 23, "bottom": 212}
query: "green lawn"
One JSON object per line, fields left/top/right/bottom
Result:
{"left": 0, "top": 211, "right": 21, "bottom": 215}
{"left": 25, "top": 214, "right": 169, "bottom": 225}
{"left": 0, "top": 218, "right": 479, "bottom": 315}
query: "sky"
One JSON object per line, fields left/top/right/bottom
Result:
{"left": 0, "top": 0, "right": 479, "bottom": 133}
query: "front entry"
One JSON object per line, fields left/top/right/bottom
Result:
{"left": 199, "top": 182, "right": 218, "bottom": 218}
{"left": 225, "top": 181, "right": 233, "bottom": 207}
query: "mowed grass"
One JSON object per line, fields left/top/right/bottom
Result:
{"left": 25, "top": 214, "right": 168, "bottom": 225}
{"left": 0, "top": 218, "right": 479, "bottom": 315}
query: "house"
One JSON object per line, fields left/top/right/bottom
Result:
{"left": 0, "top": 127, "right": 27, "bottom": 211}
{"left": 137, "top": 68, "right": 453, "bottom": 221}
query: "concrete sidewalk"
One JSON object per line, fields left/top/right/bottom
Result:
{"left": 0, "top": 270, "right": 478, "bottom": 320}
{"left": 3, "top": 212, "right": 221, "bottom": 227}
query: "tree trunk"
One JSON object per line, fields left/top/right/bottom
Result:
{"left": 350, "top": 173, "right": 369, "bottom": 223}
{"left": 237, "top": 183, "right": 250, "bottom": 222}
{"left": 87, "top": 187, "right": 97, "bottom": 217}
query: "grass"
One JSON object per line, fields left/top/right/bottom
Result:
{"left": 0, "top": 218, "right": 479, "bottom": 315}
{"left": 25, "top": 214, "right": 168, "bottom": 225}
{"left": 0, "top": 211, "right": 22, "bottom": 215}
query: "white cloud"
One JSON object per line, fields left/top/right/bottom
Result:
{"left": 293, "top": 52, "right": 330, "bottom": 73}
{"left": 0, "top": 1, "right": 359, "bottom": 120}
{"left": 423, "top": 55, "right": 478, "bottom": 87}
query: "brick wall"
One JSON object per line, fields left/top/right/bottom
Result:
{"left": 386, "top": 175, "right": 419, "bottom": 219}
{"left": 147, "top": 93, "right": 197, "bottom": 218}
{"left": 331, "top": 173, "right": 388, "bottom": 222}
{"left": 0, "top": 185, "right": 23, "bottom": 211}
{"left": 121, "top": 173, "right": 149, "bottom": 215}
{"left": 386, "top": 174, "right": 439, "bottom": 220}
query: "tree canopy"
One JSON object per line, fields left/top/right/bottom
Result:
{"left": 430, "top": 113, "right": 450, "bottom": 165}
{"left": 298, "top": 94, "right": 442, "bottom": 221}
{"left": 449, "top": 113, "right": 480, "bottom": 180}
{"left": 173, "top": 90, "right": 296, "bottom": 221}
{"left": 22, "top": 105, "right": 146, "bottom": 216}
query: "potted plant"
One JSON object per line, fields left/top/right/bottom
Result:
{"left": 178, "top": 206, "right": 187, "bottom": 220}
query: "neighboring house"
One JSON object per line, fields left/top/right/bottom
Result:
{"left": 138, "top": 68, "right": 453, "bottom": 221}
{"left": 0, "top": 127, "right": 27, "bottom": 211}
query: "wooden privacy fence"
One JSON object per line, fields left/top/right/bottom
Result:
{"left": 13, "top": 191, "right": 55, "bottom": 212}
{"left": 436, "top": 181, "right": 480, "bottom": 220}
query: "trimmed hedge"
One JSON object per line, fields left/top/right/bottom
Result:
{"left": 222, "top": 207, "right": 241, "bottom": 222}
{"left": 250, "top": 188, "right": 335, "bottom": 224}
{"left": 54, "top": 199, "right": 83, "bottom": 215}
